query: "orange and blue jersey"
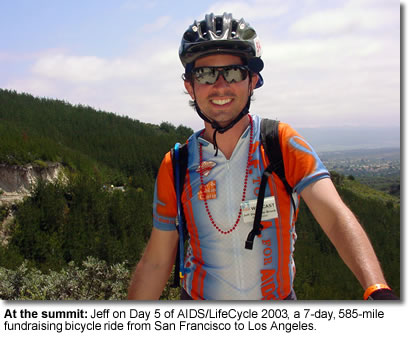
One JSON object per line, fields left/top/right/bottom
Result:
{"left": 153, "top": 115, "right": 329, "bottom": 300}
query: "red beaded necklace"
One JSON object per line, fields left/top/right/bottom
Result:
{"left": 198, "top": 115, "right": 253, "bottom": 235}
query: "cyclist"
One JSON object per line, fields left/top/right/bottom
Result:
{"left": 128, "top": 13, "right": 397, "bottom": 300}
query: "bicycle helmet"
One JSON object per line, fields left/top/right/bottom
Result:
{"left": 180, "top": 12, "right": 264, "bottom": 87}
{"left": 179, "top": 13, "right": 264, "bottom": 155}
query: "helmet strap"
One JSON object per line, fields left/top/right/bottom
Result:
{"left": 191, "top": 73, "right": 254, "bottom": 156}
{"left": 193, "top": 96, "right": 251, "bottom": 157}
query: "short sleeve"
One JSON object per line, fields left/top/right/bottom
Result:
{"left": 279, "top": 123, "right": 330, "bottom": 194}
{"left": 152, "top": 151, "right": 178, "bottom": 231}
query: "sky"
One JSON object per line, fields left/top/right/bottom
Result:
{"left": 0, "top": 0, "right": 400, "bottom": 132}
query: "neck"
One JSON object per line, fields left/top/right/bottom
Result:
{"left": 202, "top": 114, "right": 251, "bottom": 159}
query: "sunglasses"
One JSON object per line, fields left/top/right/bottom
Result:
{"left": 191, "top": 65, "right": 249, "bottom": 85}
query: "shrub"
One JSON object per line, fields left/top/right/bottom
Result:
{"left": 0, "top": 257, "right": 130, "bottom": 300}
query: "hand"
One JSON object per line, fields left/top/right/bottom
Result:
{"left": 368, "top": 289, "right": 399, "bottom": 300}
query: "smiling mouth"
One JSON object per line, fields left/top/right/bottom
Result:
{"left": 211, "top": 98, "right": 232, "bottom": 106}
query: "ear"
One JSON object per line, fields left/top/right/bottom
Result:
{"left": 184, "top": 80, "right": 195, "bottom": 100}
{"left": 248, "top": 74, "right": 259, "bottom": 96}
{"left": 250, "top": 73, "right": 259, "bottom": 90}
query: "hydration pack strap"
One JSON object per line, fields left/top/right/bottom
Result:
{"left": 245, "top": 163, "right": 274, "bottom": 250}
{"left": 171, "top": 142, "right": 188, "bottom": 288}
{"left": 245, "top": 119, "right": 296, "bottom": 250}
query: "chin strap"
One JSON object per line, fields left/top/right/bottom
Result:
{"left": 194, "top": 97, "right": 251, "bottom": 156}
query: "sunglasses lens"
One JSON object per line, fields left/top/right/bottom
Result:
{"left": 194, "top": 67, "right": 218, "bottom": 84}
{"left": 193, "top": 66, "right": 248, "bottom": 84}
{"left": 224, "top": 66, "right": 247, "bottom": 83}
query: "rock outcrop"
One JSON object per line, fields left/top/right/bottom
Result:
{"left": 0, "top": 162, "right": 65, "bottom": 205}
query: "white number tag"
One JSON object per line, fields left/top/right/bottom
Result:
{"left": 240, "top": 196, "right": 278, "bottom": 224}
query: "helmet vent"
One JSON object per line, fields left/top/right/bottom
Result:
{"left": 200, "top": 21, "right": 208, "bottom": 38}
{"left": 231, "top": 21, "right": 238, "bottom": 37}
{"left": 184, "top": 30, "right": 196, "bottom": 42}
{"left": 215, "top": 16, "right": 223, "bottom": 35}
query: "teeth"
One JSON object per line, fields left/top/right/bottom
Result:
{"left": 211, "top": 98, "right": 232, "bottom": 105}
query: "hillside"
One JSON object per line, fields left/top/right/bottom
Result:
{"left": 0, "top": 88, "right": 193, "bottom": 184}
{"left": 294, "top": 173, "right": 400, "bottom": 299}
{"left": 0, "top": 88, "right": 193, "bottom": 294}
{"left": 0, "top": 89, "right": 400, "bottom": 300}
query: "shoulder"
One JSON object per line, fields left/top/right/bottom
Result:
{"left": 161, "top": 130, "right": 201, "bottom": 182}
{"left": 161, "top": 150, "right": 173, "bottom": 170}
{"left": 277, "top": 122, "right": 300, "bottom": 140}
{"left": 254, "top": 116, "right": 299, "bottom": 149}
{"left": 257, "top": 119, "right": 329, "bottom": 191}
{"left": 253, "top": 115, "right": 295, "bottom": 137}
{"left": 276, "top": 122, "right": 312, "bottom": 155}
{"left": 157, "top": 151, "right": 174, "bottom": 188}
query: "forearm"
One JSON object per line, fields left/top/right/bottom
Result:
{"left": 127, "top": 228, "right": 179, "bottom": 300}
{"left": 128, "top": 256, "right": 174, "bottom": 300}
{"left": 302, "top": 178, "right": 387, "bottom": 290}
{"left": 323, "top": 207, "right": 386, "bottom": 289}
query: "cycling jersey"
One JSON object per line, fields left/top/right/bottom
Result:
{"left": 153, "top": 115, "right": 329, "bottom": 300}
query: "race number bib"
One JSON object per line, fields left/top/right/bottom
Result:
{"left": 240, "top": 196, "right": 278, "bottom": 223}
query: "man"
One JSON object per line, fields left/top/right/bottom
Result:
{"left": 128, "top": 13, "right": 397, "bottom": 300}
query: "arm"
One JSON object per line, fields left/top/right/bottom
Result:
{"left": 300, "top": 177, "right": 387, "bottom": 290}
{"left": 128, "top": 227, "right": 179, "bottom": 300}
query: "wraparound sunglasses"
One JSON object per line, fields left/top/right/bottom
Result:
{"left": 191, "top": 65, "right": 250, "bottom": 85}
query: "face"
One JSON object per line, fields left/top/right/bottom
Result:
{"left": 184, "top": 54, "right": 258, "bottom": 128}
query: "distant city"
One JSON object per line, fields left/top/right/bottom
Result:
{"left": 319, "top": 147, "right": 400, "bottom": 177}
{"left": 292, "top": 125, "right": 400, "bottom": 192}
{"left": 318, "top": 147, "right": 400, "bottom": 196}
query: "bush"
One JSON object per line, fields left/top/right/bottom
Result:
{"left": 0, "top": 257, "right": 130, "bottom": 300}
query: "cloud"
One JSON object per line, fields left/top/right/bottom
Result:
{"left": 254, "top": 30, "right": 399, "bottom": 128}
{"left": 205, "top": 0, "right": 289, "bottom": 21}
{"left": 262, "top": 36, "right": 389, "bottom": 71}
{"left": 236, "top": 0, "right": 400, "bottom": 129}
{"left": 30, "top": 46, "right": 177, "bottom": 84}
{"left": 8, "top": 43, "right": 198, "bottom": 128}
{"left": 141, "top": 15, "right": 172, "bottom": 33}
{"left": 0, "top": 52, "right": 12, "bottom": 62}
{"left": 289, "top": 0, "right": 397, "bottom": 36}
{"left": 290, "top": 10, "right": 360, "bottom": 36}
{"left": 6, "top": 77, "right": 56, "bottom": 96}
{"left": 32, "top": 54, "right": 109, "bottom": 82}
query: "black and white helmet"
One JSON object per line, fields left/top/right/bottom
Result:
{"left": 179, "top": 12, "right": 264, "bottom": 87}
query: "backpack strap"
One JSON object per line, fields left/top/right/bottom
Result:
{"left": 245, "top": 118, "right": 295, "bottom": 250}
{"left": 170, "top": 142, "right": 188, "bottom": 288}
{"left": 245, "top": 162, "right": 275, "bottom": 249}
{"left": 260, "top": 119, "right": 293, "bottom": 196}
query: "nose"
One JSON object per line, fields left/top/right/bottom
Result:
{"left": 213, "top": 72, "right": 229, "bottom": 88}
